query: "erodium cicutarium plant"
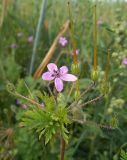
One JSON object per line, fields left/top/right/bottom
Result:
{"left": 6, "top": 3, "right": 119, "bottom": 160}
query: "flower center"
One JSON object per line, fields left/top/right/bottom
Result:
{"left": 52, "top": 70, "right": 60, "bottom": 78}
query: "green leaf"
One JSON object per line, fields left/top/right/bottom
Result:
{"left": 35, "top": 91, "right": 55, "bottom": 111}
{"left": 120, "top": 149, "right": 127, "bottom": 160}
{"left": 20, "top": 97, "right": 70, "bottom": 145}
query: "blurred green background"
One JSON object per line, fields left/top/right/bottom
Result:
{"left": 0, "top": 0, "right": 127, "bottom": 159}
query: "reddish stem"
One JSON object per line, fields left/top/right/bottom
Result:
{"left": 60, "top": 138, "right": 65, "bottom": 160}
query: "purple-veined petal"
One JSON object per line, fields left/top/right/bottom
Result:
{"left": 55, "top": 78, "right": 63, "bottom": 92}
{"left": 47, "top": 63, "right": 58, "bottom": 73}
{"left": 60, "top": 66, "right": 68, "bottom": 75}
{"left": 61, "top": 74, "right": 77, "bottom": 82}
{"left": 42, "top": 72, "right": 55, "bottom": 81}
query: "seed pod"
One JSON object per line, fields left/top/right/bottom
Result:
{"left": 91, "top": 70, "right": 98, "bottom": 81}
{"left": 71, "top": 63, "right": 80, "bottom": 75}
{"left": 100, "top": 80, "right": 109, "bottom": 95}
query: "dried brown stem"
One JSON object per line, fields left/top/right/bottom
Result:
{"left": 33, "top": 20, "right": 70, "bottom": 79}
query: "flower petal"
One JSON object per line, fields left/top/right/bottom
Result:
{"left": 61, "top": 74, "right": 77, "bottom": 82}
{"left": 55, "top": 78, "right": 63, "bottom": 92}
{"left": 42, "top": 72, "right": 55, "bottom": 81}
{"left": 47, "top": 63, "right": 58, "bottom": 73}
{"left": 60, "top": 66, "right": 68, "bottom": 75}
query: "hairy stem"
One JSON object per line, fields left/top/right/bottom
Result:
{"left": 47, "top": 83, "right": 56, "bottom": 104}
{"left": 79, "top": 95, "right": 104, "bottom": 108}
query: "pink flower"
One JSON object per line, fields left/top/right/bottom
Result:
{"left": 59, "top": 36, "right": 68, "bottom": 47}
{"left": 28, "top": 35, "right": 34, "bottom": 43}
{"left": 42, "top": 63, "right": 77, "bottom": 92}
{"left": 122, "top": 58, "right": 127, "bottom": 65}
